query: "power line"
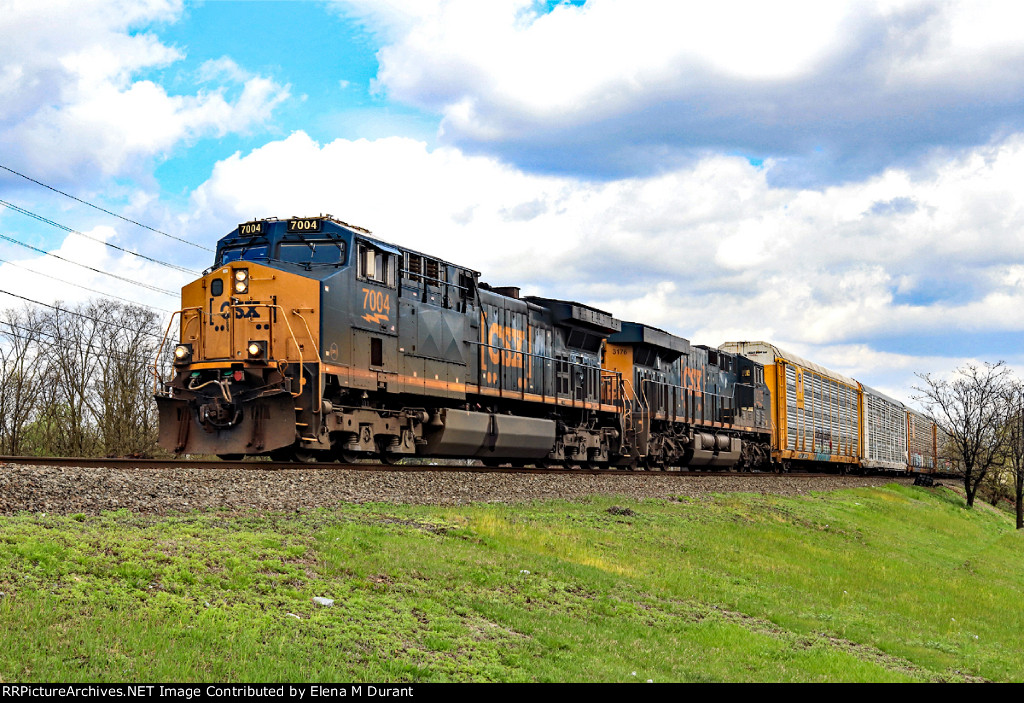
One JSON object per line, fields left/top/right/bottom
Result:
{"left": 0, "top": 255, "right": 174, "bottom": 314}
{"left": 0, "top": 287, "right": 171, "bottom": 343}
{"left": 0, "top": 199, "right": 201, "bottom": 275}
{"left": 0, "top": 162, "right": 214, "bottom": 253}
{"left": 0, "top": 318, "right": 165, "bottom": 367}
{"left": 0, "top": 231, "right": 177, "bottom": 296}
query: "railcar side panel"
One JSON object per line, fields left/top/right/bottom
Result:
{"left": 907, "top": 410, "right": 938, "bottom": 472}
{"left": 721, "top": 341, "right": 859, "bottom": 467}
{"left": 781, "top": 364, "right": 859, "bottom": 463}
{"left": 861, "top": 385, "right": 908, "bottom": 472}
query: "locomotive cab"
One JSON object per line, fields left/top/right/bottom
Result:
{"left": 156, "top": 216, "right": 361, "bottom": 457}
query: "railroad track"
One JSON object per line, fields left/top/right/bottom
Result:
{"left": 0, "top": 455, "right": 862, "bottom": 478}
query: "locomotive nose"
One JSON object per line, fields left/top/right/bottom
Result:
{"left": 155, "top": 258, "right": 322, "bottom": 456}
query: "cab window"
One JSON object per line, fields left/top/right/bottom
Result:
{"left": 219, "top": 245, "right": 269, "bottom": 265}
{"left": 357, "top": 243, "right": 395, "bottom": 287}
{"left": 279, "top": 240, "right": 346, "bottom": 265}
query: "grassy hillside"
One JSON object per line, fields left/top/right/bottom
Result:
{"left": 0, "top": 483, "right": 1020, "bottom": 682}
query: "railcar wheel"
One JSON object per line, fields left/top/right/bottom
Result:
{"left": 292, "top": 449, "right": 320, "bottom": 463}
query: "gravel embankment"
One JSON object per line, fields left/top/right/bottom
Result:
{"left": 0, "top": 463, "right": 915, "bottom": 515}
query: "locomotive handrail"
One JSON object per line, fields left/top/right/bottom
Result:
{"left": 599, "top": 369, "right": 626, "bottom": 410}
{"left": 469, "top": 340, "right": 619, "bottom": 410}
{"left": 638, "top": 377, "right": 739, "bottom": 428}
{"left": 151, "top": 307, "right": 198, "bottom": 394}
{"left": 288, "top": 306, "right": 323, "bottom": 408}
{"left": 151, "top": 302, "right": 314, "bottom": 401}
{"left": 398, "top": 268, "right": 470, "bottom": 292}
{"left": 235, "top": 301, "right": 310, "bottom": 400}
{"left": 621, "top": 377, "right": 644, "bottom": 440}
{"left": 629, "top": 378, "right": 649, "bottom": 415}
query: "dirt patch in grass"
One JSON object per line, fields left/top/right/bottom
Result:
{"left": 710, "top": 605, "right": 988, "bottom": 682}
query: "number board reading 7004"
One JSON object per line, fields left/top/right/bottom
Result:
{"left": 288, "top": 218, "right": 322, "bottom": 233}
{"left": 238, "top": 221, "right": 265, "bottom": 236}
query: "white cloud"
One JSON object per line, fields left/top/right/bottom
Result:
{"left": 0, "top": 222, "right": 193, "bottom": 315}
{"left": 0, "top": 0, "right": 290, "bottom": 181}
{"left": 185, "top": 130, "right": 1024, "bottom": 404}
{"left": 336, "top": 0, "right": 1024, "bottom": 181}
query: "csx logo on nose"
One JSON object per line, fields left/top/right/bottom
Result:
{"left": 214, "top": 300, "right": 260, "bottom": 321}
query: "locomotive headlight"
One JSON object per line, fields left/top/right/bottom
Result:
{"left": 247, "top": 340, "right": 266, "bottom": 360}
{"left": 233, "top": 268, "right": 249, "bottom": 294}
{"left": 173, "top": 343, "right": 192, "bottom": 364}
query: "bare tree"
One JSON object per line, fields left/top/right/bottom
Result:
{"left": 0, "top": 298, "right": 170, "bottom": 458}
{"left": 0, "top": 306, "right": 48, "bottom": 454}
{"left": 1002, "top": 378, "right": 1024, "bottom": 529}
{"left": 915, "top": 362, "right": 1010, "bottom": 508}
{"left": 92, "top": 303, "right": 162, "bottom": 457}
{"left": 44, "top": 301, "right": 105, "bottom": 456}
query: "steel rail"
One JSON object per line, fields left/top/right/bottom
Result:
{"left": 0, "top": 455, "right": 918, "bottom": 478}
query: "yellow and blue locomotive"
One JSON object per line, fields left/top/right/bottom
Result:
{"left": 155, "top": 215, "right": 772, "bottom": 467}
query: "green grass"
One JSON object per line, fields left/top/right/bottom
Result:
{"left": 0, "top": 484, "right": 1021, "bottom": 682}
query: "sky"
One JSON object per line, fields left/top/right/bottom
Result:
{"left": 1, "top": 0, "right": 1024, "bottom": 405}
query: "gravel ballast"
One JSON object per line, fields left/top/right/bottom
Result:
{"left": 0, "top": 464, "right": 914, "bottom": 515}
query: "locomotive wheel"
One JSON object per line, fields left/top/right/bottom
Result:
{"left": 379, "top": 451, "right": 402, "bottom": 465}
{"left": 292, "top": 449, "right": 319, "bottom": 463}
{"left": 335, "top": 450, "right": 361, "bottom": 464}
{"left": 216, "top": 454, "right": 244, "bottom": 461}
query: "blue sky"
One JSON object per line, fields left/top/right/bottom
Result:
{"left": 2, "top": 0, "right": 1024, "bottom": 402}
{"left": 147, "top": 1, "right": 438, "bottom": 197}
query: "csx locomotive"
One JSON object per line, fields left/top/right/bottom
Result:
{"left": 155, "top": 215, "right": 936, "bottom": 472}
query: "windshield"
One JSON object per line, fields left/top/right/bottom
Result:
{"left": 219, "top": 244, "right": 269, "bottom": 265}
{"left": 279, "top": 240, "right": 346, "bottom": 266}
